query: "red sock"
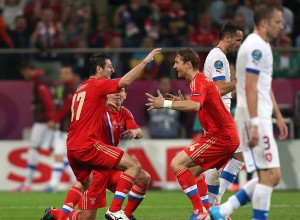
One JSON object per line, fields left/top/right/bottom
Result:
{"left": 196, "top": 174, "right": 210, "bottom": 211}
{"left": 109, "top": 173, "right": 135, "bottom": 212}
{"left": 50, "top": 209, "right": 62, "bottom": 218}
{"left": 175, "top": 168, "right": 204, "bottom": 212}
{"left": 124, "top": 184, "right": 147, "bottom": 216}
{"left": 58, "top": 186, "right": 84, "bottom": 220}
{"left": 69, "top": 210, "right": 81, "bottom": 220}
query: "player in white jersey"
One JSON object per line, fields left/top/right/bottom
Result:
{"left": 201, "top": 21, "right": 244, "bottom": 207}
{"left": 209, "top": 4, "right": 288, "bottom": 220}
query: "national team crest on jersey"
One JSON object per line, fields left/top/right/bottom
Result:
{"left": 214, "top": 60, "right": 223, "bottom": 69}
{"left": 251, "top": 49, "right": 262, "bottom": 61}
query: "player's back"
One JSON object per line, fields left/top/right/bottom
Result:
{"left": 203, "top": 48, "right": 231, "bottom": 110}
{"left": 67, "top": 77, "right": 120, "bottom": 150}
{"left": 191, "top": 74, "right": 238, "bottom": 144}
{"left": 235, "top": 33, "right": 273, "bottom": 121}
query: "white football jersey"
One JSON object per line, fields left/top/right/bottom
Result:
{"left": 235, "top": 33, "right": 273, "bottom": 121}
{"left": 203, "top": 47, "right": 231, "bottom": 110}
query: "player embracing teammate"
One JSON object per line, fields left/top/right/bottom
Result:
{"left": 41, "top": 49, "right": 161, "bottom": 220}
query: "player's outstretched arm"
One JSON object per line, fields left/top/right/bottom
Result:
{"left": 118, "top": 48, "right": 162, "bottom": 88}
{"left": 146, "top": 89, "right": 200, "bottom": 112}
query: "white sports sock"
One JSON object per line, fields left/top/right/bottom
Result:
{"left": 219, "top": 177, "right": 258, "bottom": 217}
{"left": 252, "top": 183, "right": 273, "bottom": 220}
{"left": 24, "top": 148, "right": 39, "bottom": 187}
{"left": 205, "top": 168, "right": 221, "bottom": 205}
{"left": 49, "top": 162, "right": 64, "bottom": 188}
{"left": 218, "top": 158, "right": 245, "bottom": 200}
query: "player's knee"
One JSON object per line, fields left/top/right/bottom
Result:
{"left": 129, "top": 157, "right": 142, "bottom": 175}
{"left": 170, "top": 157, "right": 180, "bottom": 172}
{"left": 190, "top": 166, "right": 202, "bottom": 177}
{"left": 136, "top": 170, "right": 151, "bottom": 186}
{"left": 272, "top": 171, "right": 281, "bottom": 187}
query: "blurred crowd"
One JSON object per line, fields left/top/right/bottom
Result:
{"left": 0, "top": 0, "right": 300, "bottom": 80}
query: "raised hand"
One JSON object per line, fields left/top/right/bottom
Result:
{"left": 144, "top": 48, "right": 162, "bottom": 63}
{"left": 106, "top": 101, "right": 119, "bottom": 112}
{"left": 166, "top": 90, "right": 185, "bottom": 101}
{"left": 145, "top": 89, "right": 164, "bottom": 111}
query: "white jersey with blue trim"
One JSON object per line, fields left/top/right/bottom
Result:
{"left": 235, "top": 33, "right": 273, "bottom": 121}
{"left": 203, "top": 47, "right": 231, "bottom": 111}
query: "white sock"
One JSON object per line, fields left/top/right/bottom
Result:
{"left": 49, "top": 162, "right": 64, "bottom": 188}
{"left": 63, "top": 157, "right": 76, "bottom": 183}
{"left": 24, "top": 148, "right": 39, "bottom": 187}
{"left": 252, "top": 183, "right": 273, "bottom": 220}
{"left": 205, "top": 168, "right": 221, "bottom": 205}
{"left": 218, "top": 158, "right": 244, "bottom": 201}
{"left": 219, "top": 177, "right": 258, "bottom": 217}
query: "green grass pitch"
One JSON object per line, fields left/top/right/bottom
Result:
{"left": 0, "top": 190, "right": 300, "bottom": 219}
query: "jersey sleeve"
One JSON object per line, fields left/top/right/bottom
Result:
{"left": 124, "top": 108, "right": 139, "bottom": 130}
{"left": 94, "top": 78, "right": 121, "bottom": 96}
{"left": 207, "top": 53, "right": 227, "bottom": 82}
{"left": 189, "top": 79, "right": 206, "bottom": 105}
{"left": 245, "top": 46, "right": 263, "bottom": 75}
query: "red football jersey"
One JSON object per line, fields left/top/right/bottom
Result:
{"left": 102, "top": 106, "right": 139, "bottom": 147}
{"left": 67, "top": 77, "right": 120, "bottom": 150}
{"left": 190, "top": 73, "right": 237, "bottom": 139}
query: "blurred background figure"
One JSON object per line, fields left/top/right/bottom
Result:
{"left": 45, "top": 64, "right": 77, "bottom": 192}
{"left": 14, "top": 62, "right": 56, "bottom": 192}
{"left": 273, "top": 35, "right": 300, "bottom": 78}
{"left": 146, "top": 76, "right": 184, "bottom": 139}
{"left": 160, "top": 0, "right": 193, "bottom": 47}
{"left": 30, "top": 8, "right": 64, "bottom": 79}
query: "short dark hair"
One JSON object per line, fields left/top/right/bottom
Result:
{"left": 219, "top": 21, "right": 244, "bottom": 40}
{"left": 88, "top": 53, "right": 110, "bottom": 76}
{"left": 254, "top": 4, "right": 280, "bottom": 26}
{"left": 176, "top": 48, "right": 200, "bottom": 70}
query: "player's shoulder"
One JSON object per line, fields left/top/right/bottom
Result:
{"left": 120, "top": 106, "right": 132, "bottom": 114}
{"left": 194, "top": 73, "right": 214, "bottom": 85}
{"left": 207, "top": 48, "right": 226, "bottom": 60}
{"left": 243, "top": 33, "right": 266, "bottom": 48}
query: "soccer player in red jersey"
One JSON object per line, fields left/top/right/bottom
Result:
{"left": 43, "top": 48, "right": 161, "bottom": 220}
{"left": 146, "top": 48, "right": 239, "bottom": 220}
{"left": 15, "top": 62, "right": 56, "bottom": 192}
{"left": 43, "top": 88, "right": 150, "bottom": 220}
{"left": 77, "top": 87, "right": 150, "bottom": 220}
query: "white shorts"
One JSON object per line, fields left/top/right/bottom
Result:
{"left": 53, "top": 131, "right": 68, "bottom": 155}
{"left": 236, "top": 119, "right": 280, "bottom": 173}
{"left": 31, "top": 123, "right": 54, "bottom": 149}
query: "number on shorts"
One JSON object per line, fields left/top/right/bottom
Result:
{"left": 263, "top": 136, "right": 270, "bottom": 150}
{"left": 71, "top": 91, "right": 86, "bottom": 121}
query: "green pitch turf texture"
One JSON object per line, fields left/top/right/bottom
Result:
{"left": 1, "top": 190, "right": 300, "bottom": 219}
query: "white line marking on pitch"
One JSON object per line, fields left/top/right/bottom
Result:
{"left": 0, "top": 204, "right": 300, "bottom": 209}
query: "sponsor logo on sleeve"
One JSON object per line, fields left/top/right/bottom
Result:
{"left": 214, "top": 60, "right": 223, "bottom": 69}
{"left": 252, "top": 49, "right": 262, "bottom": 61}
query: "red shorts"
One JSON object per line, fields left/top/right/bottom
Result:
{"left": 78, "top": 169, "right": 122, "bottom": 209}
{"left": 184, "top": 135, "right": 239, "bottom": 170}
{"left": 68, "top": 142, "right": 124, "bottom": 183}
